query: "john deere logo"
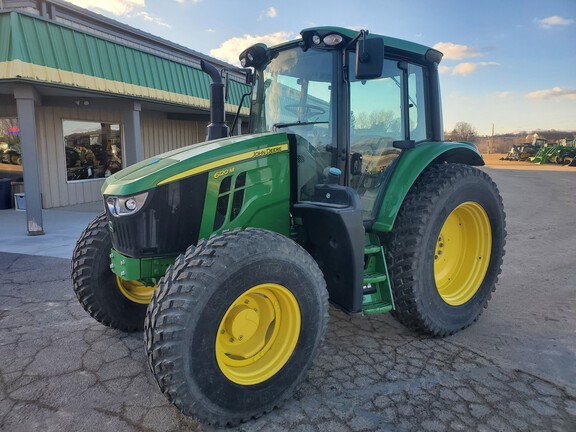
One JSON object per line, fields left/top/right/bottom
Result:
{"left": 108, "top": 221, "right": 114, "bottom": 233}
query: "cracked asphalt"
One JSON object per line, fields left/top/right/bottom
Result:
{"left": 1, "top": 168, "right": 575, "bottom": 431}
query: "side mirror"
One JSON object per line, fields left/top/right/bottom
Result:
{"left": 355, "top": 38, "right": 383, "bottom": 80}
{"left": 351, "top": 153, "right": 363, "bottom": 175}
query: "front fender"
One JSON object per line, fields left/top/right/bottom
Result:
{"left": 372, "top": 141, "right": 483, "bottom": 232}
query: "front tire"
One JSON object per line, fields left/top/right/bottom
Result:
{"left": 145, "top": 229, "right": 328, "bottom": 426}
{"left": 71, "top": 213, "right": 152, "bottom": 331}
{"left": 384, "top": 163, "right": 506, "bottom": 336}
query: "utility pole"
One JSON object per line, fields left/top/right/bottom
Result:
{"left": 490, "top": 123, "right": 494, "bottom": 154}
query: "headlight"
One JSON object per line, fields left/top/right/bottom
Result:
{"left": 323, "top": 34, "right": 343, "bottom": 46}
{"left": 106, "top": 192, "right": 148, "bottom": 217}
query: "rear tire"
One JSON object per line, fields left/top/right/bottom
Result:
{"left": 145, "top": 228, "right": 328, "bottom": 426}
{"left": 71, "top": 213, "right": 150, "bottom": 331}
{"left": 384, "top": 163, "right": 506, "bottom": 336}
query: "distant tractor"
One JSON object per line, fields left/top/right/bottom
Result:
{"left": 502, "top": 137, "right": 546, "bottom": 161}
{"left": 530, "top": 138, "right": 576, "bottom": 165}
{"left": 72, "top": 27, "right": 506, "bottom": 425}
{"left": 554, "top": 139, "right": 576, "bottom": 165}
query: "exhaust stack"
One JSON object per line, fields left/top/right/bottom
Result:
{"left": 201, "top": 60, "right": 230, "bottom": 141}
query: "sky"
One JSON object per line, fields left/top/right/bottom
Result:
{"left": 65, "top": 0, "right": 575, "bottom": 136}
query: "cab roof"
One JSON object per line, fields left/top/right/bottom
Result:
{"left": 270, "top": 26, "right": 442, "bottom": 64}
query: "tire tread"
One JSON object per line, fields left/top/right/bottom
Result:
{"left": 144, "top": 228, "right": 328, "bottom": 426}
{"left": 384, "top": 163, "right": 506, "bottom": 336}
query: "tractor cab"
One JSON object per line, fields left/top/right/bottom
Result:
{"left": 242, "top": 27, "right": 441, "bottom": 220}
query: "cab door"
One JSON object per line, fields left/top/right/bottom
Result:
{"left": 349, "top": 58, "right": 429, "bottom": 219}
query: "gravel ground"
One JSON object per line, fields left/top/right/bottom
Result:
{"left": 0, "top": 167, "right": 575, "bottom": 432}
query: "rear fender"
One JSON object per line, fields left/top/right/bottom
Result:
{"left": 372, "top": 142, "right": 483, "bottom": 232}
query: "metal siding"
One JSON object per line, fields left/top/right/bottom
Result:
{"left": 152, "top": 114, "right": 160, "bottom": 156}
{"left": 165, "top": 61, "right": 178, "bottom": 94}
{"left": 2, "top": 12, "right": 250, "bottom": 109}
{"left": 0, "top": 16, "right": 11, "bottom": 61}
{"left": 10, "top": 12, "right": 26, "bottom": 60}
{"left": 140, "top": 111, "right": 205, "bottom": 160}
{"left": 151, "top": 56, "right": 163, "bottom": 91}
{"left": 114, "top": 44, "right": 130, "bottom": 83}
{"left": 73, "top": 31, "right": 92, "bottom": 76}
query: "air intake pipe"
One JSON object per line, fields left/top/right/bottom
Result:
{"left": 201, "top": 60, "right": 230, "bottom": 140}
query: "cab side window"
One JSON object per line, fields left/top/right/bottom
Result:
{"left": 350, "top": 59, "right": 403, "bottom": 217}
{"left": 349, "top": 59, "right": 428, "bottom": 218}
{"left": 408, "top": 63, "right": 428, "bottom": 142}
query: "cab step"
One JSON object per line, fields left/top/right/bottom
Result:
{"left": 362, "top": 234, "right": 395, "bottom": 314}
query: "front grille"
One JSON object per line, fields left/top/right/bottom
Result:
{"left": 106, "top": 173, "right": 208, "bottom": 257}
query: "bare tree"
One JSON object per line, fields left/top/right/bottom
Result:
{"left": 449, "top": 121, "right": 478, "bottom": 142}
{"left": 354, "top": 110, "right": 401, "bottom": 135}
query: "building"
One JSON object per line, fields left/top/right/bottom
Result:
{"left": 0, "top": 0, "right": 249, "bottom": 234}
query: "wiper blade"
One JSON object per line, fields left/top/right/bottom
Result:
{"left": 273, "top": 121, "right": 328, "bottom": 130}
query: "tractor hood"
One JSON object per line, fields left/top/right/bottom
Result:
{"left": 102, "top": 132, "right": 290, "bottom": 196}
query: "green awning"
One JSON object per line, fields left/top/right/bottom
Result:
{"left": 0, "top": 12, "right": 249, "bottom": 114}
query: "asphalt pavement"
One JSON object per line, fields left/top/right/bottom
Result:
{"left": 0, "top": 167, "right": 575, "bottom": 431}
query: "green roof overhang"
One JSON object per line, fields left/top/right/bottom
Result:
{"left": 0, "top": 11, "right": 249, "bottom": 113}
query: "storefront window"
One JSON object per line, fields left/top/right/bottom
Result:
{"left": 0, "top": 118, "right": 23, "bottom": 177}
{"left": 63, "top": 120, "right": 122, "bottom": 182}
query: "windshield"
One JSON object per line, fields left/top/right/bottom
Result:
{"left": 251, "top": 48, "right": 336, "bottom": 137}
{"left": 250, "top": 47, "right": 338, "bottom": 201}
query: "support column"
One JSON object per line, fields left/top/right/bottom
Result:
{"left": 14, "top": 85, "right": 44, "bottom": 236}
{"left": 122, "top": 101, "right": 143, "bottom": 166}
{"left": 235, "top": 117, "right": 242, "bottom": 136}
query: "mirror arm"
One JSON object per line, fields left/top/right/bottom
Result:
{"left": 230, "top": 90, "right": 252, "bottom": 136}
{"left": 345, "top": 29, "right": 368, "bottom": 52}
{"left": 358, "top": 31, "right": 370, "bottom": 63}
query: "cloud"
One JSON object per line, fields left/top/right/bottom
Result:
{"left": 433, "top": 42, "right": 481, "bottom": 60}
{"left": 496, "top": 91, "right": 511, "bottom": 98}
{"left": 259, "top": 7, "right": 277, "bottom": 20}
{"left": 133, "top": 11, "right": 170, "bottom": 28}
{"left": 209, "top": 32, "right": 292, "bottom": 65}
{"left": 452, "top": 62, "right": 477, "bottom": 76}
{"left": 535, "top": 16, "right": 574, "bottom": 29}
{"left": 438, "top": 65, "right": 451, "bottom": 75}
{"left": 206, "top": 29, "right": 216, "bottom": 33}
{"left": 451, "top": 61, "right": 498, "bottom": 76}
{"left": 65, "top": 0, "right": 145, "bottom": 16}
{"left": 527, "top": 87, "right": 576, "bottom": 100}
{"left": 175, "top": 0, "right": 203, "bottom": 3}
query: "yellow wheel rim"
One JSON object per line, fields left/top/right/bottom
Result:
{"left": 434, "top": 201, "right": 492, "bottom": 306}
{"left": 116, "top": 277, "right": 157, "bottom": 304}
{"left": 215, "top": 283, "right": 301, "bottom": 386}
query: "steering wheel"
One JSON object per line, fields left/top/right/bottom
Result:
{"left": 285, "top": 104, "right": 326, "bottom": 118}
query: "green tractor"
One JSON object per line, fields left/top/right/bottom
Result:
{"left": 71, "top": 27, "right": 506, "bottom": 425}
{"left": 555, "top": 138, "right": 576, "bottom": 165}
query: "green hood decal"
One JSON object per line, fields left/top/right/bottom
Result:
{"left": 102, "top": 132, "right": 289, "bottom": 196}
